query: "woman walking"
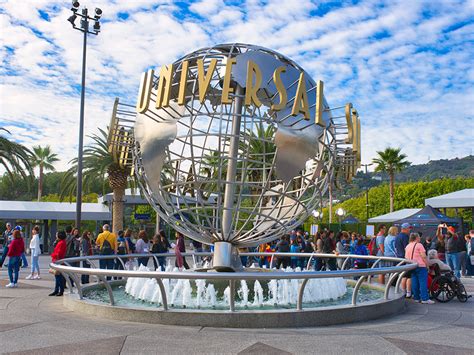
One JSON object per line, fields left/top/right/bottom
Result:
{"left": 50, "top": 231, "right": 67, "bottom": 296}
{"left": 151, "top": 231, "right": 170, "bottom": 271}
{"left": 26, "top": 225, "right": 41, "bottom": 280}
{"left": 405, "top": 233, "right": 434, "bottom": 304}
{"left": 175, "top": 232, "right": 190, "bottom": 269}
{"left": 6, "top": 230, "right": 25, "bottom": 288}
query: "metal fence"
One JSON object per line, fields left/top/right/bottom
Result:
{"left": 50, "top": 252, "right": 417, "bottom": 312}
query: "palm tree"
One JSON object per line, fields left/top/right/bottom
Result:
{"left": 0, "top": 128, "right": 33, "bottom": 182}
{"left": 372, "top": 147, "right": 410, "bottom": 212}
{"left": 60, "top": 128, "right": 132, "bottom": 233}
{"left": 31, "top": 145, "right": 59, "bottom": 201}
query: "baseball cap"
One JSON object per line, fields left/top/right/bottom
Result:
{"left": 401, "top": 223, "right": 411, "bottom": 229}
{"left": 14, "top": 225, "right": 22, "bottom": 231}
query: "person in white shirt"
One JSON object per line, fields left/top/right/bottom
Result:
{"left": 26, "top": 225, "right": 41, "bottom": 280}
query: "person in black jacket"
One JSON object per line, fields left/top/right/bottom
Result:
{"left": 275, "top": 235, "right": 290, "bottom": 269}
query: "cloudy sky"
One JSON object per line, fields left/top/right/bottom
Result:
{"left": 0, "top": 0, "right": 473, "bottom": 172}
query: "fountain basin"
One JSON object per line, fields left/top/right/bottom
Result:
{"left": 63, "top": 281, "right": 405, "bottom": 328}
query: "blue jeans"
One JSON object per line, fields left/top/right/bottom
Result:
{"left": 54, "top": 274, "right": 65, "bottom": 294}
{"left": 411, "top": 267, "right": 429, "bottom": 301}
{"left": 466, "top": 253, "right": 474, "bottom": 276}
{"left": 21, "top": 252, "right": 28, "bottom": 267}
{"left": 99, "top": 258, "right": 115, "bottom": 280}
{"left": 31, "top": 255, "right": 40, "bottom": 274}
{"left": 8, "top": 256, "right": 21, "bottom": 284}
{"left": 446, "top": 252, "right": 461, "bottom": 278}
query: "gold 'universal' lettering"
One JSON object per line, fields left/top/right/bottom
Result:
{"left": 291, "top": 72, "right": 310, "bottom": 120}
{"left": 221, "top": 58, "right": 237, "bottom": 104}
{"left": 315, "top": 80, "right": 324, "bottom": 126}
{"left": 155, "top": 64, "right": 174, "bottom": 109}
{"left": 244, "top": 60, "right": 262, "bottom": 107}
{"left": 177, "top": 61, "right": 189, "bottom": 105}
{"left": 136, "top": 69, "right": 154, "bottom": 113}
{"left": 345, "top": 102, "right": 353, "bottom": 143}
{"left": 197, "top": 59, "right": 218, "bottom": 103}
{"left": 271, "top": 66, "right": 287, "bottom": 111}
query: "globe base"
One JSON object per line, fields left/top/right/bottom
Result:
{"left": 213, "top": 242, "right": 243, "bottom": 272}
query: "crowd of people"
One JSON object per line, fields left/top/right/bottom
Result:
{"left": 1, "top": 220, "right": 473, "bottom": 304}
{"left": 254, "top": 223, "right": 474, "bottom": 304}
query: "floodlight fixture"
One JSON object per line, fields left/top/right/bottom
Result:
{"left": 95, "top": 8, "right": 102, "bottom": 18}
{"left": 72, "top": 1, "right": 80, "bottom": 9}
{"left": 93, "top": 21, "right": 100, "bottom": 31}
{"left": 67, "top": 14, "right": 77, "bottom": 26}
{"left": 336, "top": 208, "right": 346, "bottom": 217}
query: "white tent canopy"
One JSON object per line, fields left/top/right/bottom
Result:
{"left": 368, "top": 209, "right": 421, "bottom": 223}
{"left": 0, "top": 201, "right": 111, "bottom": 221}
{"left": 425, "top": 189, "right": 474, "bottom": 209}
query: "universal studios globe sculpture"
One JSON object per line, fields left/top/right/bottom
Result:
{"left": 109, "top": 43, "right": 361, "bottom": 271}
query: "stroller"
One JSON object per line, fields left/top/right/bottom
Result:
{"left": 428, "top": 264, "right": 471, "bottom": 303}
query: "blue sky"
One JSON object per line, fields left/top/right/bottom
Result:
{"left": 0, "top": 0, "right": 473, "bottom": 171}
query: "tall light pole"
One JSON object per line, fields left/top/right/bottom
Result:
{"left": 67, "top": 1, "right": 102, "bottom": 230}
{"left": 360, "top": 163, "right": 373, "bottom": 222}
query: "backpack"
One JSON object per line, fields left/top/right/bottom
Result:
{"left": 368, "top": 236, "right": 378, "bottom": 256}
{"left": 100, "top": 233, "right": 114, "bottom": 255}
{"left": 117, "top": 239, "right": 127, "bottom": 255}
{"left": 126, "top": 237, "right": 136, "bottom": 253}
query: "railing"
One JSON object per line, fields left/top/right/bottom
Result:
{"left": 50, "top": 252, "right": 417, "bottom": 311}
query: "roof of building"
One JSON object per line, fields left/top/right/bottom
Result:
{"left": 368, "top": 208, "right": 421, "bottom": 223}
{"left": 98, "top": 188, "right": 217, "bottom": 205}
{"left": 0, "top": 201, "right": 111, "bottom": 221}
{"left": 425, "top": 189, "right": 474, "bottom": 208}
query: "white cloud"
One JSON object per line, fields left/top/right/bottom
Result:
{"left": 0, "top": 0, "right": 472, "bottom": 175}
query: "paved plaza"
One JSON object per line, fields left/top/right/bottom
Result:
{"left": 0, "top": 256, "right": 472, "bottom": 354}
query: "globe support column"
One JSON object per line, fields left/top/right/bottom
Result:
{"left": 215, "top": 85, "right": 244, "bottom": 271}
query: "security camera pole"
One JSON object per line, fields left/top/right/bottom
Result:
{"left": 67, "top": 1, "right": 102, "bottom": 230}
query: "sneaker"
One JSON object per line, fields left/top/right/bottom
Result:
{"left": 5, "top": 283, "right": 14, "bottom": 288}
{"left": 421, "top": 300, "right": 435, "bottom": 304}
{"left": 33, "top": 275, "right": 41, "bottom": 280}
{"left": 48, "top": 292, "right": 58, "bottom": 296}
{"left": 25, "top": 274, "right": 33, "bottom": 280}
{"left": 413, "top": 299, "right": 421, "bottom": 303}
{"left": 12, "top": 283, "right": 18, "bottom": 288}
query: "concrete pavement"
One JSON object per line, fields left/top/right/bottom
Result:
{"left": 0, "top": 255, "right": 473, "bottom": 354}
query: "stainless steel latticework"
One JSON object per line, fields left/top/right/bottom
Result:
{"left": 129, "top": 43, "right": 353, "bottom": 248}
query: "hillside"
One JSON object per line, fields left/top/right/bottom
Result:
{"left": 321, "top": 177, "right": 474, "bottom": 223}
{"left": 334, "top": 155, "right": 473, "bottom": 201}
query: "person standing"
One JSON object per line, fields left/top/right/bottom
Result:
{"left": 465, "top": 232, "right": 474, "bottom": 276}
{"left": 405, "top": 233, "right": 434, "bottom": 304}
{"left": 14, "top": 226, "right": 28, "bottom": 269}
{"left": 26, "top": 225, "right": 41, "bottom": 280}
{"left": 443, "top": 225, "right": 462, "bottom": 278}
{"left": 275, "top": 235, "right": 290, "bottom": 269}
{"left": 95, "top": 224, "right": 117, "bottom": 279}
{"left": 376, "top": 225, "right": 386, "bottom": 284}
{"left": 353, "top": 238, "right": 369, "bottom": 269}
{"left": 322, "top": 231, "right": 337, "bottom": 270}
{"left": 50, "top": 231, "right": 67, "bottom": 296}
{"left": 395, "top": 223, "right": 412, "bottom": 297}
{"left": 174, "top": 231, "right": 190, "bottom": 269}
{"left": 5, "top": 230, "right": 25, "bottom": 288}
{"left": 135, "top": 230, "right": 150, "bottom": 267}
{"left": 384, "top": 226, "right": 398, "bottom": 260}
{"left": 0, "top": 222, "right": 13, "bottom": 268}
{"left": 114, "top": 230, "right": 129, "bottom": 278}
{"left": 80, "top": 231, "right": 93, "bottom": 284}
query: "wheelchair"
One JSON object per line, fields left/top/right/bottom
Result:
{"left": 428, "top": 264, "right": 470, "bottom": 303}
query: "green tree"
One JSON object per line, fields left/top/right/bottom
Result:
{"left": 60, "top": 128, "right": 133, "bottom": 233}
{"left": 372, "top": 147, "right": 410, "bottom": 212}
{"left": 0, "top": 128, "right": 33, "bottom": 182}
{"left": 30, "top": 145, "right": 59, "bottom": 201}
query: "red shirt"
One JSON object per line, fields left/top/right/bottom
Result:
{"left": 51, "top": 239, "right": 67, "bottom": 262}
{"left": 7, "top": 238, "right": 25, "bottom": 257}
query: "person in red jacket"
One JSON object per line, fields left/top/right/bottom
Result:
{"left": 6, "top": 230, "right": 25, "bottom": 288}
{"left": 50, "top": 230, "right": 67, "bottom": 296}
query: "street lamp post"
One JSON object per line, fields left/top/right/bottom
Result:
{"left": 336, "top": 207, "right": 346, "bottom": 232}
{"left": 360, "top": 163, "right": 373, "bottom": 222}
{"left": 67, "top": 1, "right": 102, "bottom": 230}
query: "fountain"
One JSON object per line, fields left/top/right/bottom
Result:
{"left": 50, "top": 43, "right": 414, "bottom": 328}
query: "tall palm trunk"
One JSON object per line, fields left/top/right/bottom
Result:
{"left": 389, "top": 171, "right": 394, "bottom": 212}
{"left": 37, "top": 164, "right": 43, "bottom": 201}
{"left": 112, "top": 187, "right": 125, "bottom": 234}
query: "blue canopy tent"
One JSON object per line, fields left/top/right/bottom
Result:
{"left": 393, "top": 205, "right": 459, "bottom": 237}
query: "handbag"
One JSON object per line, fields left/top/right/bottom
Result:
{"left": 48, "top": 267, "right": 59, "bottom": 276}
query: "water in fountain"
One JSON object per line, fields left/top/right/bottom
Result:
{"left": 124, "top": 265, "right": 347, "bottom": 309}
